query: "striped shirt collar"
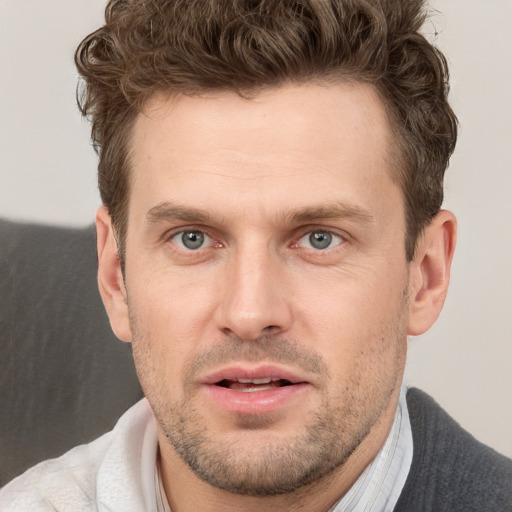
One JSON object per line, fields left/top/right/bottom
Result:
{"left": 329, "top": 386, "right": 413, "bottom": 512}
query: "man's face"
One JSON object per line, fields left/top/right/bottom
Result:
{"left": 120, "top": 83, "right": 412, "bottom": 495}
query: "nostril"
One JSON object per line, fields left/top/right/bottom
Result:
{"left": 221, "top": 325, "right": 282, "bottom": 340}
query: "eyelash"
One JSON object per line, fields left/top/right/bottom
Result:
{"left": 294, "top": 230, "right": 345, "bottom": 251}
{"left": 167, "top": 228, "right": 220, "bottom": 251}
{"left": 165, "top": 226, "right": 346, "bottom": 253}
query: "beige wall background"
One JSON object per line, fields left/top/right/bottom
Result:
{"left": 1, "top": 1, "right": 511, "bottom": 456}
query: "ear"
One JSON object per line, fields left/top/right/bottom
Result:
{"left": 407, "top": 210, "right": 457, "bottom": 336}
{"left": 96, "top": 206, "right": 132, "bottom": 342}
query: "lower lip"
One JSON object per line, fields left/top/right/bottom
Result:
{"left": 205, "top": 383, "right": 310, "bottom": 415}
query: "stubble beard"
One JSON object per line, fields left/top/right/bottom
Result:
{"left": 131, "top": 324, "right": 406, "bottom": 497}
{"left": 158, "top": 383, "right": 380, "bottom": 496}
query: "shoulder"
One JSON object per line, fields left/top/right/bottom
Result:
{"left": 0, "top": 430, "right": 115, "bottom": 511}
{"left": 395, "top": 388, "right": 512, "bottom": 512}
{"left": 0, "top": 399, "right": 157, "bottom": 512}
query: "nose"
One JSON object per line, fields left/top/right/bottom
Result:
{"left": 214, "top": 246, "right": 293, "bottom": 340}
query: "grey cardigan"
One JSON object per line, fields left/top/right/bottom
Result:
{"left": 395, "top": 388, "right": 512, "bottom": 511}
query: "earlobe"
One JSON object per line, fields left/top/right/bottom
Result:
{"left": 407, "top": 210, "right": 457, "bottom": 336}
{"left": 96, "top": 206, "right": 132, "bottom": 342}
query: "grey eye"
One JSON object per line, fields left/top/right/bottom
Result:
{"left": 309, "top": 231, "right": 332, "bottom": 249}
{"left": 297, "top": 230, "right": 343, "bottom": 250}
{"left": 172, "top": 230, "right": 210, "bottom": 250}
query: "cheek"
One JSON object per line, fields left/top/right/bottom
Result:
{"left": 297, "top": 263, "right": 408, "bottom": 331}
{"left": 295, "top": 265, "right": 409, "bottom": 372}
{"left": 131, "top": 264, "right": 218, "bottom": 329}
{"left": 126, "top": 276, "right": 213, "bottom": 383}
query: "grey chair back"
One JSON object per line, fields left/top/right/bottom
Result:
{"left": 0, "top": 219, "right": 143, "bottom": 486}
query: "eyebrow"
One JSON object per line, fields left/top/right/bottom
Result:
{"left": 146, "top": 202, "right": 210, "bottom": 224}
{"left": 285, "top": 202, "right": 375, "bottom": 225}
{"left": 146, "top": 200, "right": 374, "bottom": 227}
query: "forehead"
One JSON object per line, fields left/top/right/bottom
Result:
{"left": 128, "top": 82, "right": 400, "bottom": 226}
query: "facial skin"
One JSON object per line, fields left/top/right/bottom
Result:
{"left": 97, "top": 82, "right": 456, "bottom": 512}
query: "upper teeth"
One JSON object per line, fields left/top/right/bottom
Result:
{"left": 237, "top": 378, "right": 276, "bottom": 384}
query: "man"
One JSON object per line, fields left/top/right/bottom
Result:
{"left": 1, "top": 0, "right": 511, "bottom": 510}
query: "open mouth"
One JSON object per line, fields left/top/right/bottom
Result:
{"left": 204, "top": 368, "right": 310, "bottom": 414}
{"left": 215, "top": 378, "right": 294, "bottom": 392}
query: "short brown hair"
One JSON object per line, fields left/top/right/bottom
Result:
{"left": 75, "top": 0, "right": 457, "bottom": 262}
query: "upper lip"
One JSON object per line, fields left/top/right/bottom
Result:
{"left": 201, "top": 364, "right": 309, "bottom": 385}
